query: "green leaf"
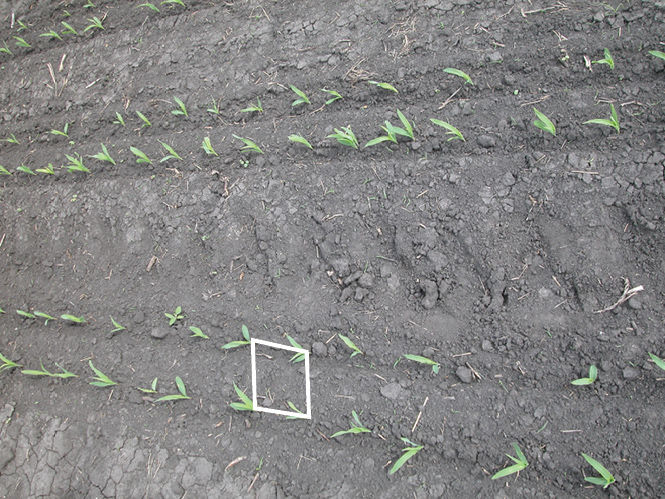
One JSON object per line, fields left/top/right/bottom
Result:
{"left": 649, "top": 352, "right": 665, "bottom": 371}
{"left": 138, "top": 2, "right": 160, "bottom": 12}
{"left": 649, "top": 50, "right": 665, "bottom": 61}
{"left": 396, "top": 109, "right": 414, "bottom": 139}
{"left": 130, "top": 146, "right": 152, "bottom": 164}
{"left": 321, "top": 88, "right": 342, "bottom": 105}
{"left": 388, "top": 445, "right": 422, "bottom": 474}
{"left": 34, "top": 311, "right": 55, "bottom": 324}
{"left": 290, "top": 85, "right": 311, "bottom": 106}
{"left": 429, "top": 118, "right": 465, "bottom": 141}
{"left": 189, "top": 326, "right": 209, "bottom": 339}
{"left": 16, "top": 309, "right": 36, "bottom": 319}
{"left": 491, "top": 463, "right": 525, "bottom": 480}
{"left": 443, "top": 67, "right": 473, "bottom": 85}
{"left": 171, "top": 96, "right": 188, "bottom": 117}
{"left": 60, "top": 314, "right": 85, "bottom": 323}
{"left": 403, "top": 354, "right": 438, "bottom": 366}
{"left": 222, "top": 340, "right": 250, "bottom": 349}
{"left": 588, "top": 365, "right": 598, "bottom": 381}
{"left": 533, "top": 108, "right": 556, "bottom": 136}
{"left": 110, "top": 316, "right": 126, "bottom": 333}
{"left": 175, "top": 376, "right": 188, "bottom": 397}
{"left": 364, "top": 135, "right": 394, "bottom": 148}
{"left": 368, "top": 80, "right": 398, "bottom": 93}
{"left": 155, "top": 394, "right": 188, "bottom": 402}
{"left": 288, "top": 134, "right": 313, "bottom": 149}
{"left": 159, "top": 141, "right": 182, "bottom": 162}
{"left": 338, "top": 334, "right": 362, "bottom": 356}
{"left": 136, "top": 111, "right": 151, "bottom": 127}
{"left": 241, "top": 324, "right": 250, "bottom": 342}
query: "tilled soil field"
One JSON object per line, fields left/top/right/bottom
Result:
{"left": 1, "top": 1, "right": 664, "bottom": 497}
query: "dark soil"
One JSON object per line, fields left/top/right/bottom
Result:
{"left": 1, "top": 0, "right": 665, "bottom": 497}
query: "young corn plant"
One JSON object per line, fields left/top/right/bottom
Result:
{"left": 109, "top": 316, "right": 126, "bottom": 334}
{"left": 241, "top": 97, "right": 263, "bottom": 113}
{"left": 189, "top": 326, "right": 209, "bottom": 339}
{"left": 159, "top": 141, "right": 183, "bottom": 162}
{"left": 327, "top": 126, "right": 358, "bottom": 149}
{"left": 330, "top": 410, "right": 370, "bottom": 438}
{"left": 3, "top": 133, "right": 19, "bottom": 144}
{"left": 429, "top": 118, "right": 465, "bottom": 141}
{"left": 64, "top": 153, "right": 90, "bottom": 173}
{"left": 288, "top": 134, "right": 313, "bottom": 150}
{"left": 84, "top": 0, "right": 96, "bottom": 8}
{"left": 0, "top": 352, "right": 22, "bottom": 372}
{"left": 368, "top": 80, "right": 398, "bottom": 93}
{"left": 286, "top": 334, "right": 306, "bottom": 363}
{"left": 0, "top": 165, "right": 11, "bottom": 175}
{"left": 171, "top": 97, "right": 188, "bottom": 117}
{"left": 162, "top": 0, "right": 186, "bottom": 7}
{"left": 138, "top": 2, "right": 160, "bottom": 12}
{"left": 0, "top": 306, "right": 4, "bottom": 313}
{"left": 130, "top": 146, "right": 152, "bottom": 165}
{"left": 230, "top": 383, "right": 254, "bottom": 411}
{"left": 0, "top": 42, "right": 12, "bottom": 55}
{"left": 17, "top": 165, "right": 36, "bottom": 175}
{"left": 113, "top": 112, "right": 126, "bottom": 126}
{"left": 61, "top": 22, "right": 79, "bottom": 36}
{"left": 581, "top": 453, "right": 615, "bottom": 489}
{"left": 403, "top": 354, "right": 440, "bottom": 374}
{"left": 201, "top": 137, "right": 218, "bottom": 156}
{"left": 285, "top": 401, "right": 305, "bottom": 419}
{"left": 40, "top": 30, "right": 63, "bottom": 41}
{"left": 137, "top": 377, "right": 159, "bottom": 393}
{"left": 584, "top": 103, "right": 620, "bottom": 133}
{"left": 165, "top": 306, "right": 184, "bottom": 326}
{"left": 61, "top": 314, "right": 85, "bottom": 324}
{"left": 155, "top": 376, "right": 190, "bottom": 402}
{"left": 22, "top": 361, "right": 78, "bottom": 379}
{"left": 389, "top": 438, "right": 423, "bottom": 475}
{"left": 222, "top": 324, "right": 251, "bottom": 349}
{"left": 207, "top": 98, "right": 220, "bottom": 115}
{"left": 321, "top": 88, "right": 343, "bottom": 105}
{"left": 649, "top": 50, "right": 665, "bottom": 62}
{"left": 443, "top": 67, "right": 474, "bottom": 85}
{"left": 532, "top": 108, "right": 556, "bottom": 136}
{"left": 16, "top": 309, "right": 36, "bottom": 319}
{"left": 491, "top": 442, "right": 529, "bottom": 480}
{"left": 16, "top": 19, "right": 29, "bottom": 31}
{"left": 364, "top": 123, "right": 398, "bottom": 147}
{"left": 13, "top": 36, "right": 31, "bottom": 48}
{"left": 648, "top": 352, "right": 665, "bottom": 372}
{"left": 233, "top": 135, "right": 263, "bottom": 154}
{"left": 34, "top": 311, "right": 56, "bottom": 325}
{"left": 338, "top": 333, "right": 363, "bottom": 357}
{"left": 35, "top": 163, "right": 55, "bottom": 175}
{"left": 88, "top": 361, "right": 117, "bottom": 387}
{"left": 136, "top": 111, "right": 151, "bottom": 128}
{"left": 83, "top": 17, "right": 104, "bottom": 32}
{"left": 290, "top": 85, "right": 311, "bottom": 106}
{"left": 90, "top": 144, "right": 116, "bottom": 165}
{"left": 592, "top": 48, "right": 615, "bottom": 70}
{"left": 571, "top": 365, "right": 597, "bottom": 385}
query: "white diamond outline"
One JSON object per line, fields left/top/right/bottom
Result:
{"left": 250, "top": 338, "right": 311, "bottom": 419}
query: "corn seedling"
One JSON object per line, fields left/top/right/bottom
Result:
{"left": 130, "top": 146, "right": 152, "bottom": 165}
{"left": 429, "top": 118, "right": 465, "bottom": 141}
{"left": 138, "top": 3, "right": 160, "bottom": 12}
{"left": 171, "top": 97, "right": 188, "bottom": 117}
{"left": 113, "top": 112, "right": 125, "bottom": 126}
{"left": 290, "top": 85, "right": 311, "bottom": 106}
{"left": 22, "top": 361, "right": 78, "bottom": 379}
{"left": 0, "top": 352, "right": 22, "bottom": 372}
{"left": 40, "top": 30, "right": 63, "bottom": 41}
{"left": 241, "top": 97, "right": 263, "bottom": 113}
{"left": 84, "top": 0, "right": 96, "bottom": 7}
{"left": 16, "top": 19, "right": 28, "bottom": 31}
{"left": 50, "top": 122, "right": 70, "bottom": 138}
{"left": 162, "top": 0, "right": 186, "bottom": 6}
{"left": 288, "top": 134, "right": 313, "bottom": 149}
{"left": 207, "top": 98, "right": 220, "bottom": 114}
{"left": 532, "top": 108, "right": 556, "bottom": 136}
{"left": 0, "top": 165, "right": 11, "bottom": 175}
{"left": 137, "top": 377, "right": 158, "bottom": 393}
{"left": 584, "top": 103, "right": 620, "bottom": 133}
{"left": 165, "top": 306, "right": 184, "bottom": 326}
{"left": 3, "top": 133, "right": 19, "bottom": 144}
{"left": 581, "top": 453, "right": 615, "bottom": 489}
{"left": 13, "top": 36, "right": 31, "bottom": 48}
{"left": 189, "top": 326, "right": 209, "bottom": 339}
{"left": 17, "top": 165, "right": 36, "bottom": 175}
{"left": 0, "top": 307, "right": 4, "bottom": 313}
{"left": 0, "top": 42, "right": 12, "bottom": 55}
{"left": 136, "top": 111, "right": 151, "bottom": 127}
{"left": 327, "top": 126, "right": 358, "bottom": 149}
{"left": 155, "top": 376, "right": 190, "bottom": 402}
{"left": 61, "top": 314, "right": 85, "bottom": 324}
{"left": 88, "top": 361, "right": 117, "bottom": 387}
{"left": 64, "top": 153, "right": 90, "bottom": 173}
{"left": 321, "top": 88, "right": 342, "bottom": 105}
{"left": 286, "top": 334, "right": 306, "bottom": 363}
{"left": 90, "top": 144, "right": 116, "bottom": 165}
{"left": 201, "top": 136, "right": 218, "bottom": 156}
{"left": 36, "top": 163, "right": 55, "bottom": 175}
{"left": 571, "top": 364, "right": 597, "bottom": 385}
{"left": 331, "top": 410, "right": 370, "bottom": 438}
{"left": 83, "top": 17, "right": 104, "bottom": 33}
{"left": 491, "top": 442, "right": 529, "bottom": 479}
{"left": 338, "top": 334, "right": 363, "bottom": 357}
{"left": 368, "top": 80, "right": 398, "bottom": 93}
{"left": 61, "top": 22, "right": 79, "bottom": 36}
{"left": 592, "top": 48, "right": 615, "bottom": 70}
{"left": 649, "top": 50, "right": 665, "bottom": 62}
{"left": 364, "top": 123, "right": 398, "bottom": 147}
{"left": 389, "top": 437, "right": 423, "bottom": 475}
{"left": 159, "top": 141, "right": 182, "bottom": 162}
{"left": 62, "top": 10, "right": 72, "bottom": 17}
{"left": 233, "top": 134, "right": 263, "bottom": 154}
{"left": 230, "top": 383, "right": 254, "bottom": 411}
{"left": 649, "top": 352, "right": 665, "bottom": 371}
{"left": 222, "top": 324, "right": 251, "bottom": 349}
{"left": 403, "top": 354, "right": 440, "bottom": 374}
{"left": 34, "top": 311, "right": 55, "bottom": 325}
{"left": 110, "top": 317, "right": 126, "bottom": 334}
{"left": 16, "top": 309, "right": 36, "bottom": 319}
{"left": 443, "top": 67, "right": 474, "bottom": 85}
{"left": 285, "top": 401, "right": 305, "bottom": 419}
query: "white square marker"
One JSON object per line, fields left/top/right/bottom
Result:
{"left": 250, "top": 338, "right": 311, "bottom": 419}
